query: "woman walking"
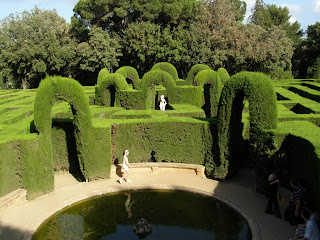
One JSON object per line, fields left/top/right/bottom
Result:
{"left": 119, "top": 149, "right": 132, "bottom": 184}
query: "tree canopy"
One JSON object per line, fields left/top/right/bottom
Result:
{"left": 71, "top": 0, "right": 201, "bottom": 39}
{"left": 0, "top": 0, "right": 311, "bottom": 88}
{"left": 249, "top": 0, "right": 303, "bottom": 45}
{"left": 0, "top": 7, "right": 76, "bottom": 88}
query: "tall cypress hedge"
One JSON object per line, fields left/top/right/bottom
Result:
{"left": 95, "top": 73, "right": 129, "bottom": 106}
{"left": 141, "top": 70, "right": 177, "bottom": 110}
{"left": 151, "top": 62, "right": 179, "bottom": 80}
{"left": 115, "top": 66, "right": 141, "bottom": 89}
{"left": 185, "top": 64, "right": 211, "bottom": 85}
{"left": 217, "top": 68, "right": 230, "bottom": 84}
{"left": 97, "top": 68, "right": 110, "bottom": 85}
{"left": 33, "top": 76, "right": 110, "bottom": 197}
{"left": 193, "top": 69, "right": 223, "bottom": 117}
{"left": 206, "top": 72, "right": 277, "bottom": 179}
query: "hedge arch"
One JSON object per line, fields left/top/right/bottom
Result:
{"left": 217, "top": 68, "right": 230, "bottom": 84}
{"left": 151, "top": 62, "right": 179, "bottom": 80}
{"left": 186, "top": 64, "right": 211, "bottom": 85}
{"left": 97, "top": 68, "right": 110, "bottom": 86}
{"left": 206, "top": 72, "right": 277, "bottom": 179}
{"left": 141, "top": 70, "right": 177, "bottom": 110}
{"left": 115, "top": 66, "right": 141, "bottom": 89}
{"left": 95, "top": 73, "right": 130, "bottom": 106}
{"left": 194, "top": 69, "right": 223, "bottom": 117}
{"left": 33, "top": 76, "right": 94, "bottom": 194}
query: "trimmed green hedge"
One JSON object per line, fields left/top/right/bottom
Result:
{"left": 185, "top": 64, "right": 211, "bottom": 85}
{"left": 217, "top": 68, "right": 230, "bottom": 84}
{"left": 116, "top": 89, "right": 146, "bottom": 110}
{"left": 111, "top": 120, "right": 213, "bottom": 165}
{"left": 194, "top": 69, "right": 223, "bottom": 117}
{"left": 95, "top": 73, "right": 129, "bottom": 107}
{"left": 141, "top": 70, "right": 177, "bottom": 110}
{"left": 33, "top": 76, "right": 111, "bottom": 197}
{"left": 151, "top": 62, "right": 179, "bottom": 80}
{"left": 115, "top": 66, "right": 141, "bottom": 89}
{"left": 207, "top": 72, "right": 277, "bottom": 179}
{"left": 97, "top": 68, "right": 110, "bottom": 86}
{"left": 175, "top": 86, "right": 202, "bottom": 107}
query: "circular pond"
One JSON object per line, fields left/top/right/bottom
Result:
{"left": 32, "top": 190, "right": 252, "bottom": 240}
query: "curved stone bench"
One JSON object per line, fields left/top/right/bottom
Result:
{"left": 0, "top": 188, "right": 27, "bottom": 212}
{"left": 111, "top": 162, "right": 206, "bottom": 178}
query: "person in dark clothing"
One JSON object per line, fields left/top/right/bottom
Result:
{"left": 265, "top": 173, "right": 281, "bottom": 218}
{"left": 285, "top": 179, "right": 308, "bottom": 225}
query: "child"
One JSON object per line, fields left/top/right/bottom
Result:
{"left": 119, "top": 149, "right": 132, "bottom": 183}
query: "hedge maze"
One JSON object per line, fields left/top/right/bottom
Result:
{"left": 1, "top": 63, "right": 320, "bottom": 211}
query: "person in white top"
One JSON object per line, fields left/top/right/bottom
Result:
{"left": 119, "top": 149, "right": 132, "bottom": 184}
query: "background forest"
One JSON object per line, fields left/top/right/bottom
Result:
{"left": 0, "top": 0, "right": 319, "bottom": 89}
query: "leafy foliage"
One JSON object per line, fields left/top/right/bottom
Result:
{"left": 249, "top": 0, "right": 303, "bottom": 45}
{"left": 71, "top": 0, "right": 201, "bottom": 38}
{"left": 0, "top": 7, "right": 77, "bottom": 88}
{"left": 75, "top": 26, "right": 122, "bottom": 85}
{"left": 293, "top": 22, "right": 320, "bottom": 78}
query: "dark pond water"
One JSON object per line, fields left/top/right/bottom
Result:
{"left": 32, "top": 190, "right": 252, "bottom": 240}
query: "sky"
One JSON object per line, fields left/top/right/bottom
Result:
{"left": 0, "top": 0, "right": 319, "bottom": 32}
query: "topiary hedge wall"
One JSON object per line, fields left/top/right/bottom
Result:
{"left": 151, "top": 62, "right": 179, "bottom": 80}
{"left": 97, "top": 68, "right": 110, "bottom": 86}
{"left": 32, "top": 76, "right": 111, "bottom": 197}
{"left": 111, "top": 119, "right": 213, "bottom": 165}
{"left": 206, "top": 72, "right": 277, "bottom": 179}
{"left": 95, "top": 73, "right": 129, "bottom": 107}
{"left": 141, "top": 70, "right": 177, "bottom": 110}
{"left": 217, "top": 68, "right": 230, "bottom": 84}
{"left": 185, "top": 64, "right": 211, "bottom": 85}
{"left": 193, "top": 69, "right": 223, "bottom": 117}
{"left": 115, "top": 66, "right": 141, "bottom": 89}
{"left": 0, "top": 137, "right": 41, "bottom": 199}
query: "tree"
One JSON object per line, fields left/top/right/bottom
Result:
{"left": 249, "top": 0, "right": 303, "bottom": 45}
{"left": 192, "top": 0, "right": 293, "bottom": 75}
{"left": 71, "top": 0, "right": 201, "bottom": 39}
{"left": 0, "top": 7, "right": 76, "bottom": 88}
{"left": 293, "top": 22, "right": 320, "bottom": 78}
{"left": 75, "top": 26, "right": 122, "bottom": 84}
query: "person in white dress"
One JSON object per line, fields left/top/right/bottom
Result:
{"left": 119, "top": 149, "right": 132, "bottom": 183}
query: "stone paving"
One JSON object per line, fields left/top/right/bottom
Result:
{"left": 0, "top": 168, "right": 296, "bottom": 240}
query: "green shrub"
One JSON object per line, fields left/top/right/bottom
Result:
{"left": 112, "top": 119, "right": 213, "bottom": 165}
{"left": 141, "top": 70, "right": 177, "bottom": 110}
{"left": 185, "top": 64, "right": 211, "bottom": 85}
{"left": 207, "top": 72, "right": 277, "bottom": 179}
{"left": 151, "top": 62, "right": 179, "bottom": 80}
{"left": 95, "top": 73, "right": 129, "bottom": 106}
{"left": 307, "top": 56, "right": 320, "bottom": 79}
{"left": 116, "top": 89, "right": 146, "bottom": 110}
{"left": 0, "top": 72, "right": 4, "bottom": 90}
{"left": 194, "top": 69, "right": 223, "bottom": 117}
{"left": 175, "top": 86, "right": 202, "bottom": 107}
{"left": 97, "top": 68, "right": 110, "bottom": 85}
{"left": 268, "top": 67, "right": 294, "bottom": 80}
{"left": 115, "top": 66, "right": 141, "bottom": 89}
{"left": 217, "top": 68, "right": 230, "bottom": 84}
{"left": 33, "top": 76, "right": 110, "bottom": 196}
